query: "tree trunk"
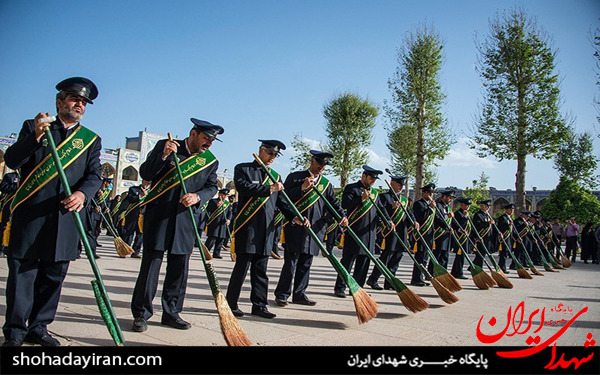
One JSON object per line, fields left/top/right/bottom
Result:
{"left": 515, "top": 153, "right": 527, "bottom": 215}
{"left": 414, "top": 104, "right": 426, "bottom": 200}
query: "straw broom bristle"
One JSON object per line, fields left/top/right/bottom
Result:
{"left": 552, "top": 263, "right": 564, "bottom": 270}
{"left": 114, "top": 237, "right": 134, "bottom": 257}
{"left": 433, "top": 272, "right": 462, "bottom": 292}
{"left": 530, "top": 265, "right": 544, "bottom": 276}
{"left": 214, "top": 292, "right": 252, "bottom": 346}
{"left": 543, "top": 264, "right": 557, "bottom": 272}
{"left": 351, "top": 287, "right": 378, "bottom": 324}
{"left": 431, "top": 278, "right": 459, "bottom": 304}
{"left": 491, "top": 270, "right": 513, "bottom": 289}
{"left": 398, "top": 288, "right": 429, "bottom": 313}
{"left": 200, "top": 243, "right": 213, "bottom": 261}
{"left": 561, "top": 255, "right": 572, "bottom": 268}
{"left": 516, "top": 267, "right": 533, "bottom": 279}
{"left": 472, "top": 271, "right": 494, "bottom": 290}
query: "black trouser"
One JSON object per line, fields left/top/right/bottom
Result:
{"left": 565, "top": 236, "right": 578, "bottom": 262}
{"left": 131, "top": 250, "right": 190, "bottom": 321}
{"left": 410, "top": 240, "right": 430, "bottom": 284}
{"left": 226, "top": 253, "right": 269, "bottom": 310}
{"left": 205, "top": 236, "right": 225, "bottom": 257}
{"left": 274, "top": 251, "right": 313, "bottom": 300}
{"left": 3, "top": 257, "right": 69, "bottom": 341}
{"left": 498, "top": 248, "right": 509, "bottom": 271}
{"left": 451, "top": 249, "right": 465, "bottom": 277}
{"left": 122, "top": 226, "right": 143, "bottom": 255}
{"left": 334, "top": 252, "right": 370, "bottom": 292}
{"left": 367, "top": 250, "right": 403, "bottom": 289}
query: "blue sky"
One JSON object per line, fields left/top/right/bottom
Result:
{"left": 1, "top": 0, "right": 598, "bottom": 190}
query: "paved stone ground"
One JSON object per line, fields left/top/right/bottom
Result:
{"left": 0, "top": 233, "right": 598, "bottom": 347}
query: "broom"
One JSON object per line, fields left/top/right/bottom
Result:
{"left": 381, "top": 181, "right": 458, "bottom": 304}
{"left": 313, "top": 186, "right": 429, "bottom": 313}
{"left": 383, "top": 178, "right": 463, "bottom": 293}
{"left": 511, "top": 223, "right": 544, "bottom": 276}
{"left": 549, "top": 235, "right": 571, "bottom": 267}
{"left": 92, "top": 198, "right": 134, "bottom": 257}
{"left": 168, "top": 134, "right": 251, "bottom": 346}
{"left": 486, "top": 214, "right": 532, "bottom": 280}
{"left": 461, "top": 216, "right": 512, "bottom": 289}
{"left": 253, "top": 153, "right": 377, "bottom": 324}
{"left": 524, "top": 224, "right": 556, "bottom": 273}
{"left": 530, "top": 228, "right": 564, "bottom": 270}
{"left": 42, "top": 121, "right": 124, "bottom": 346}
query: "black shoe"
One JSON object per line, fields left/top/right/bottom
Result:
{"left": 367, "top": 282, "right": 383, "bottom": 290}
{"left": 411, "top": 281, "right": 428, "bottom": 287}
{"left": 213, "top": 254, "right": 223, "bottom": 259}
{"left": 457, "top": 275, "right": 469, "bottom": 279}
{"left": 96, "top": 243, "right": 103, "bottom": 247}
{"left": 334, "top": 290, "right": 347, "bottom": 298}
{"left": 94, "top": 255, "right": 101, "bottom": 259}
{"left": 292, "top": 297, "right": 317, "bottom": 306}
{"left": 24, "top": 333, "right": 60, "bottom": 346}
{"left": 231, "top": 309, "right": 244, "bottom": 317}
{"left": 275, "top": 297, "right": 288, "bottom": 307}
{"left": 251, "top": 307, "right": 276, "bottom": 319}
{"left": 132, "top": 317, "right": 148, "bottom": 332}
{"left": 161, "top": 317, "right": 192, "bottom": 330}
{"left": 584, "top": 260, "right": 589, "bottom": 264}
{"left": 502, "top": 269, "right": 510, "bottom": 274}
{"left": 3, "top": 338, "right": 23, "bottom": 347}
{"left": 131, "top": 253, "right": 142, "bottom": 258}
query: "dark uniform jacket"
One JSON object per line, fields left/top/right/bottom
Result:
{"left": 433, "top": 201, "right": 453, "bottom": 251}
{"left": 140, "top": 138, "right": 218, "bottom": 254}
{"left": 121, "top": 185, "right": 144, "bottom": 233}
{"left": 472, "top": 210, "right": 494, "bottom": 253}
{"left": 513, "top": 217, "right": 533, "bottom": 248}
{"left": 496, "top": 213, "right": 514, "bottom": 251}
{"left": 282, "top": 170, "right": 344, "bottom": 256}
{"left": 452, "top": 208, "right": 472, "bottom": 253}
{"left": 232, "top": 160, "right": 295, "bottom": 255}
{"left": 379, "top": 190, "right": 414, "bottom": 252}
{"left": 412, "top": 198, "right": 435, "bottom": 244}
{"left": 341, "top": 181, "right": 390, "bottom": 255}
{"left": 4, "top": 119, "right": 102, "bottom": 261}
{"left": 206, "top": 197, "right": 232, "bottom": 239}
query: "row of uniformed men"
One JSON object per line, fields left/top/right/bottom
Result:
{"left": 0, "top": 77, "right": 558, "bottom": 346}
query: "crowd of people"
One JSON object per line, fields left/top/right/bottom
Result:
{"left": 0, "top": 77, "right": 598, "bottom": 347}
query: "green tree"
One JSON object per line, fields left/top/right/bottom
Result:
{"left": 592, "top": 25, "right": 600, "bottom": 136}
{"left": 461, "top": 172, "right": 491, "bottom": 216}
{"left": 385, "top": 24, "right": 454, "bottom": 200}
{"left": 553, "top": 130, "right": 599, "bottom": 188}
{"left": 541, "top": 177, "right": 600, "bottom": 225}
{"left": 471, "top": 8, "right": 571, "bottom": 214}
{"left": 289, "top": 133, "right": 318, "bottom": 171}
{"left": 322, "top": 92, "right": 378, "bottom": 188}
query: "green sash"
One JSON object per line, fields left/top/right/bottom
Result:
{"left": 455, "top": 219, "right": 471, "bottom": 246}
{"left": 97, "top": 186, "right": 112, "bottom": 204}
{"left": 206, "top": 199, "right": 230, "bottom": 227}
{"left": 110, "top": 200, "right": 123, "bottom": 216}
{"left": 348, "top": 187, "right": 379, "bottom": 226}
{"left": 141, "top": 149, "right": 217, "bottom": 207}
{"left": 434, "top": 205, "right": 452, "bottom": 240}
{"left": 477, "top": 213, "right": 492, "bottom": 238}
{"left": 10, "top": 125, "right": 98, "bottom": 213}
{"left": 119, "top": 195, "right": 147, "bottom": 222}
{"left": 232, "top": 168, "right": 280, "bottom": 235}
{"left": 380, "top": 193, "right": 408, "bottom": 237}
{"left": 274, "top": 174, "right": 330, "bottom": 228}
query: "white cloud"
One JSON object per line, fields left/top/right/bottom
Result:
{"left": 366, "top": 148, "right": 391, "bottom": 171}
{"left": 439, "top": 137, "right": 498, "bottom": 168}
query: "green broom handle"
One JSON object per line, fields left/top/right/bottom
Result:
{"left": 365, "top": 194, "right": 434, "bottom": 279}
{"left": 483, "top": 212, "right": 523, "bottom": 267}
{"left": 525, "top": 224, "right": 554, "bottom": 264}
{"left": 91, "top": 198, "right": 119, "bottom": 238}
{"left": 464, "top": 215, "right": 501, "bottom": 271}
{"left": 43, "top": 128, "right": 123, "bottom": 343}
{"left": 509, "top": 218, "right": 539, "bottom": 267}
{"left": 311, "top": 185, "right": 398, "bottom": 282}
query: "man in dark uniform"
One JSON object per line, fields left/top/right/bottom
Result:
{"left": 119, "top": 181, "right": 149, "bottom": 258}
{"left": 429, "top": 189, "right": 455, "bottom": 273}
{"left": 271, "top": 207, "right": 284, "bottom": 259}
{"left": 275, "top": 150, "right": 347, "bottom": 306}
{"left": 450, "top": 197, "right": 472, "bottom": 279}
{"left": 366, "top": 175, "right": 416, "bottom": 290}
{"left": 226, "top": 140, "right": 305, "bottom": 319}
{"left": 0, "top": 173, "right": 20, "bottom": 258}
{"left": 472, "top": 199, "right": 494, "bottom": 268}
{"left": 529, "top": 213, "right": 543, "bottom": 264}
{"left": 223, "top": 194, "right": 237, "bottom": 248}
{"left": 334, "top": 165, "right": 391, "bottom": 297}
{"left": 204, "top": 188, "right": 232, "bottom": 258}
{"left": 3, "top": 77, "right": 102, "bottom": 346}
{"left": 511, "top": 211, "right": 532, "bottom": 269}
{"left": 131, "top": 118, "right": 222, "bottom": 332}
{"left": 410, "top": 183, "right": 436, "bottom": 286}
{"left": 495, "top": 203, "right": 515, "bottom": 273}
